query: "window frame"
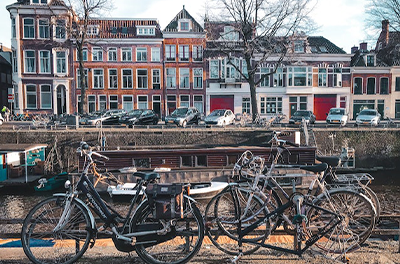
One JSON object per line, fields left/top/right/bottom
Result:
{"left": 55, "top": 51, "right": 67, "bottom": 74}
{"left": 23, "top": 18, "right": 35, "bottom": 39}
{"left": 152, "top": 69, "right": 160, "bottom": 89}
{"left": 108, "top": 47, "right": 117, "bottom": 61}
{"left": 137, "top": 69, "right": 148, "bottom": 89}
{"left": 151, "top": 47, "right": 160, "bottom": 62}
{"left": 24, "top": 50, "right": 36, "bottom": 73}
{"left": 137, "top": 95, "right": 148, "bottom": 109}
{"left": 122, "top": 69, "right": 133, "bottom": 89}
{"left": 192, "top": 45, "right": 203, "bottom": 62}
{"left": 165, "top": 45, "right": 176, "bottom": 61}
{"left": 179, "top": 68, "right": 190, "bottom": 89}
{"left": 121, "top": 47, "right": 132, "bottom": 62}
{"left": 40, "top": 84, "right": 52, "bottom": 109}
{"left": 367, "top": 77, "right": 376, "bottom": 95}
{"left": 39, "top": 50, "right": 51, "bottom": 74}
{"left": 92, "top": 68, "right": 104, "bottom": 89}
{"left": 54, "top": 19, "right": 66, "bottom": 40}
{"left": 210, "top": 60, "right": 219, "bottom": 79}
{"left": 92, "top": 47, "right": 103, "bottom": 62}
{"left": 179, "top": 45, "right": 190, "bottom": 62}
{"left": 136, "top": 47, "right": 147, "bottom": 62}
{"left": 193, "top": 68, "right": 203, "bottom": 89}
{"left": 38, "top": 18, "right": 49, "bottom": 39}
{"left": 108, "top": 69, "right": 118, "bottom": 89}
{"left": 380, "top": 77, "right": 389, "bottom": 95}
{"left": 166, "top": 68, "right": 176, "bottom": 89}
{"left": 353, "top": 77, "right": 363, "bottom": 95}
{"left": 76, "top": 68, "right": 88, "bottom": 89}
{"left": 26, "top": 84, "right": 37, "bottom": 109}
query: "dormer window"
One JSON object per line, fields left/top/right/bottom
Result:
{"left": 178, "top": 19, "right": 190, "bottom": 32}
{"left": 87, "top": 25, "right": 99, "bottom": 36}
{"left": 222, "top": 26, "right": 239, "bottom": 41}
{"left": 32, "top": 0, "right": 47, "bottom": 4}
{"left": 366, "top": 55, "right": 375, "bottom": 66}
{"left": 319, "top": 46, "right": 328, "bottom": 53}
{"left": 137, "top": 27, "right": 155, "bottom": 36}
{"left": 294, "top": 41, "right": 304, "bottom": 53}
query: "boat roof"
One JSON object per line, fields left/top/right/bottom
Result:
{"left": 0, "top": 144, "right": 47, "bottom": 153}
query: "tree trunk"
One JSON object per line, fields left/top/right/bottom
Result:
{"left": 77, "top": 45, "right": 87, "bottom": 115}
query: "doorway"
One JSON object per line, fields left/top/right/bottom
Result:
{"left": 56, "top": 85, "right": 67, "bottom": 115}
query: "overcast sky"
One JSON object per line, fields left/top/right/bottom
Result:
{"left": 1, "top": 0, "right": 369, "bottom": 53}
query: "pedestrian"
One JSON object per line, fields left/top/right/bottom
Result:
{"left": 1, "top": 106, "right": 10, "bottom": 122}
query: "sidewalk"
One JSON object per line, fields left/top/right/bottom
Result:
{"left": 0, "top": 239, "right": 399, "bottom": 264}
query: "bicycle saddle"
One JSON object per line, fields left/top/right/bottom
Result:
{"left": 299, "top": 163, "right": 328, "bottom": 173}
{"left": 133, "top": 172, "right": 161, "bottom": 181}
{"left": 316, "top": 156, "right": 340, "bottom": 167}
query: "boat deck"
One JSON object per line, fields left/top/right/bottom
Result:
{"left": 0, "top": 175, "right": 42, "bottom": 186}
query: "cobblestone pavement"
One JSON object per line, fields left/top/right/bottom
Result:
{"left": 0, "top": 239, "right": 399, "bottom": 264}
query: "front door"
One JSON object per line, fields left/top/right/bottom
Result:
{"left": 0, "top": 154, "right": 7, "bottom": 182}
{"left": 57, "top": 85, "right": 67, "bottom": 115}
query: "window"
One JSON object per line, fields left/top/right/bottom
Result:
{"left": 260, "top": 97, "right": 282, "bottom": 114}
{"left": 56, "top": 51, "right": 66, "bottom": 74}
{"left": 210, "top": 60, "right": 219, "bottom": 79}
{"left": 260, "top": 68, "right": 269, "bottom": 87}
{"left": 137, "top": 69, "right": 148, "bottom": 89}
{"left": 193, "top": 68, "right": 203, "bottom": 88}
{"left": 32, "top": 0, "right": 47, "bottom": 3}
{"left": 137, "top": 27, "right": 155, "bottom": 36}
{"left": 222, "top": 58, "right": 239, "bottom": 79}
{"left": 180, "top": 95, "right": 190, "bottom": 107}
{"left": 136, "top": 47, "right": 147, "bottom": 62}
{"left": 318, "top": 68, "right": 327, "bottom": 87}
{"left": 138, "top": 95, "right": 148, "bottom": 109}
{"left": 122, "top": 69, "right": 133, "bottom": 89}
{"left": 152, "top": 69, "right": 160, "bottom": 89}
{"left": 299, "top": 97, "right": 307, "bottom": 110}
{"left": 23, "top": 18, "right": 35, "bottom": 39}
{"left": 111, "top": 27, "right": 117, "bottom": 34}
{"left": 99, "top": 95, "right": 107, "bottom": 111}
{"left": 333, "top": 68, "right": 342, "bottom": 87}
{"left": 340, "top": 96, "right": 347, "bottom": 108}
{"left": 123, "top": 95, "right": 133, "bottom": 111}
{"left": 179, "top": 45, "right": 189, "bottom": 61}
{"left": 40, "top": 85, "right": 52, "bottom": 109}
{"left": 366, "top": 55, "right": 375, "bottom": 67}
{"left": 242, "top": 98, "right": 251, "bottom": 114}
{"left": 288, "top": 67, "right": 312, "bottom": 87}
{"left": 79, "top": 48, "right": 88, "bottom": 61}
{"left": 93, "top": 69, "right": 104, "bottom": 89}
{"left": 11, "top": 18, "right": 16, "bottom": 38}
{"left": 109, "top": 95, "right": 118, "bottom": 109}
{"left": 92, "top": 48, "right": 103, "bottom": 61}
{"left": 242, "top": 59, "right": 248, "bottom": 78}
{"left": 180, "top": 21, "right": 189, "bottom": 31}
{"left": 77, "top": 69, "right": 88, "bottom": 89}
{"left": 151, "top": 47, "right": 160, "bottom": 62}
{"left": 55, "top": 20, "right": 66, "bottom": 39}
{"left": 166, "top": 68, "right": 176, "bottom": 88}
{"left": 14, "top": 85, "right": 19, "bottom": 109}
{"left": 367, "top": 78, "right": 375, "bottom": 94}
{"left": 108, "top": 48, "right": 117, "bottom": 61}
{"left": 121, "top": 27, "right": 128, "bottom": 34}
{"left": 121, "top": 48, "right": 132, "bottom": 61}
{"left": 192, "top": 46, "right": 203, "bottom": 62}
{"left": 26, "top": 85, "right": 37, "bottom": 109}
{"left": 39, "top": 51, "right": 50, "bottom": 73}
{"left": 222, "top": 26, "right": 239, "bottom": 41}
{"left": 294, "top": 41, "right": 304, "bottom": 53}
{"left": 87, "top": 25, "right": 99, "bottom": 36}
{"left": 354, "top": 77, "right": 363, "bottom": 94}
{"left": 380, "top": 78, "right": 389, "bottom": 94}
{"left": 77, "top": 95, "right": 81, "bottom": 112}
{"left": 109, "top": 69, "right": 118, "bottom": 89}
{"left": 88, "top": 95, "right": 96, "bottom": 113}
{"left": 24, "top": 50, "right": 36, "bottom": 73}
{"left": 194, "top": 95, "right": 203, "bottom": 113}
{"left": 38, "top": 19, "right": 49, "bottom": 39}
{"left": 180, "top": 68, "right": 190, "bottom": 88}
{"left": 396, "top": 77, "right": 400, "bottom": 92}
{"left": 273, "top": 68, "right": 284, "bottom": 87}
{"left": 12, "top": 50, "right": 17, "bottom": 73}
{"left": 165, "top": 45, "right": 176, "bottom": 61}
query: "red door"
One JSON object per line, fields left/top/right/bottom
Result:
{"left": 210, "top": 95, "right": 234, "bottom": 112}
{"left": 314, "top": 95, "right": 336, "bottom": 120}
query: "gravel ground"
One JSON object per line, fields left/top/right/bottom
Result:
{"left": 1, "top": 239, "right": 399, "bottom": 264}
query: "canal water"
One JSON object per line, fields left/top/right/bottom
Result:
{"left": 0, "top": 169, "right": 399, "bottom": 234}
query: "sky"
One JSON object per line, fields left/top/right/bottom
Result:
{"left": 0, "top": 0, "right": 369, "bottom": 54}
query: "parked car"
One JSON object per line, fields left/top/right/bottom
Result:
{"left": 80, "top": 109, "right": 126, "bottom": 127}
{"left": 355, "top": 109, "right": 381, "bottom": 126}
{"left": 204, "top": 109, "right": 235, "bottom": 126}
{"left": 119, "top": 109, "right": 159, "bottom": 127}
{"left": 0, "top": 115, "right": 4, "bottom": 125}
{"left": 165, "top": 107, "right": 201, "bottom": 127}
{"left": 326, "top": 108, "right": 348, "bottom": 126}
{"left": 289, "top": 110, "right": 316, "bottom": 125}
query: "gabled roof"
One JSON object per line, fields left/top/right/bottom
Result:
{"left": 164, "top": 6, "right": 203, "bottom": 33}
{"left": 307, "top": 36, "right": 346, "bottom": 54}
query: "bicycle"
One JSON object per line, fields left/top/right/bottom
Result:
{"left": 21, "top": 142, "right": 204, "bottom": 264}
{"left": 204, "top": 133, "right": 375, "bottom": 261}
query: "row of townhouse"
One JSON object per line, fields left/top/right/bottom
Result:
{"left": 6, "top": 0, "right": 400, "bottom": 120}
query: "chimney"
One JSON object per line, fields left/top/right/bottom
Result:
{"left": 360, "top": 42, "right": 368, "bottom": 51}
{"left": 382, "top": 20, "right": 390, "bottom": 45}
{"left": 351, "top": 46, "right": 358, "bottom": 54}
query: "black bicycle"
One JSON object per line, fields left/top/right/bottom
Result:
{"left": 21, "top": 142, "right": 204, "bottom": 264}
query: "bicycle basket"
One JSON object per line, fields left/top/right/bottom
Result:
{"left": 145, "top": 183, "right": 184, "bottom": 219}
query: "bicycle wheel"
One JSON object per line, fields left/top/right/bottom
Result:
{"left": 21, "top": 196, "right": 92, "bottom": 264}
{"left": 364, "top": 186, "right": 381, "bottom": 221}
{"left": 204, "top": 185, "right": 271, "bottom": 255}
{"left": 131, "top": 197, "right": 204, "bottom": 264}
{"left": 307, "top": 189, "right": 376, "bottom": 253}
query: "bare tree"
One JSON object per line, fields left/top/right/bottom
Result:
{"left": 205, "top": 0, "right": 315, "bottom": 122}
{"left": 65, "top": 0, "right": 112, "bottom": 114}
{"left": 366, "top": 0, "right": 400, "bottom": 33}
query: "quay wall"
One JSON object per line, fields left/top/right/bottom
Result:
{"left": 1, "top": 128, "right": 400, "bottom": 170}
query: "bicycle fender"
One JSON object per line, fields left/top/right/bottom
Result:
{"left": 53, "top": 193, "right": 97, "bottom": 230}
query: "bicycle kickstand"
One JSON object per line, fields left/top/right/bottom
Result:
{"left": 231, "top": 253, "right": 243, "bottom": 264}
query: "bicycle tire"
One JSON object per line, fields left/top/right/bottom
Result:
{"left": 307, "top": 189, "right": 376, "bottom": 253}
{"left": 364, "top": 186, "right": 381, "bottom": 221}
{"left": 21, "top": 196, "right": 92, "bottom": 264}
{"left": 131, "top": 197, "right": 204, "bottom": 264}
{"left": 204, "top": 185, "right": 272, "bottom": 255}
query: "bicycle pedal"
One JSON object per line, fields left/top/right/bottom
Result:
{"left": 89, "top": 237, "right": 96, "bottom": 248}
{"left": 342, "top": 255, "right": 350, "bottom": 264}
